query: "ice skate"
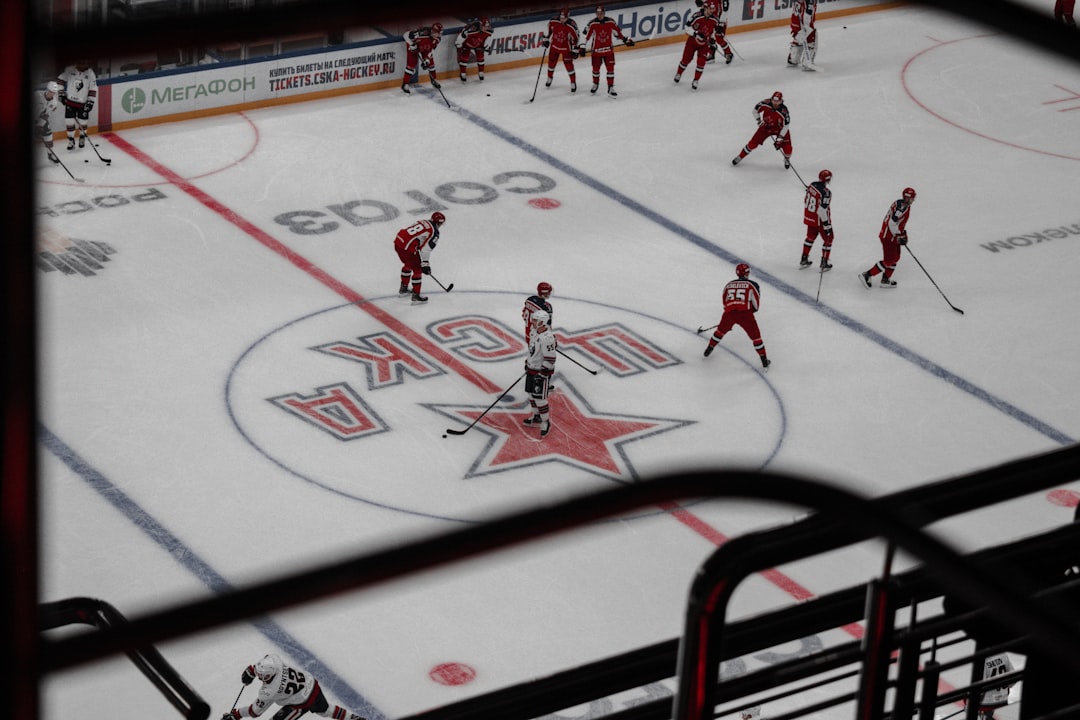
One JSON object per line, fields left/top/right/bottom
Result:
{"left": 703, "top": 345, "right": 714, "bottom": 357}
{"left": 820, "top": 260, "right": 833, "bottom": 272}
{"left": 799, "top": 257, "right": 813, "bottom": 269}
{"left": 590, "top": 83, "right": 599, "bottom": 94}
{"left": 46, "top": 150, "right": 59, "bottom": 164}
{"left": 399, "top": 284, "right": 410, "bottom": 295}
{"left": 761, "top": 356, "right": 771, "bottom": 371}
{"left": 401, "top": 83, "right": 411, "bottom": 94}
{"left": 731, "top": 155, "right": 742, "bottom": 166}
{"left": 411, "top": 293, "right": 428, "bottom": 304}
{"left": 523, "top": 415, "right": 542, "bottom": 426}
{"left": 570, "top": 81, "right": 577, "bottom": 92}
{"left": 460, "top": 72, "right": 467, "bottom": 82}
{"left": 674, "top": 73, "right": 681, "bottom": 84}
{"left": 540, "top": 420, "right": 551, "bottom": 437}
{"left": 78, "top": 135, "right": 85, "bottom": 148}
{"left": 67, "top": 138, "right": 75, "bottom": 151}
{"left": 880, "top": 277, "right": 897, "bottom": 288}
{"left": 608, "top": 86, "right": 617, "bottom": 96}
{"left": 545, "top": 77, "right": 553, "bottom": 87}
{"left": 691, "top": 80, "right": 699, "bottom": 90}
{"left": 859, "top": 271, "right": 872, "bottom": 289}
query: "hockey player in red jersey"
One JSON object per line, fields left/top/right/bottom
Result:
{"left": 394, "top": 212, "right": 446, "bottom": 303}
{"left": 523, "top": 310, "right": 558, "bottom": 437}
{"left": 456, "top": 17, "right": 494, "bottom": 82}
{"left": 580, "top": 5, "right": 634, "bottom": 97}
{"left": 732, "top": 91, "right": 792, "bottom": 168}
{"left": 401, "top": 22, "right": 443, "bottom": 93}
{"left": 522, "top": 281, "right": 554, "bottom": 343}
{"left": 859, "top": 188, "right": 915, "bottom": 289}
{"left": 223, "top": 653, "right": 364, "bottom": 720}
{"left": 800, "top": 169, "right": 834, "bottom": 271}
{"left": 703, "top": 264, "right": 770, "bottom": 370}
{"left": 788, "top": 0, "right": 818, "bottom": 67}
{"left": 674, "top": 1, "right": 732, "bottom": 90}
{"left": 542, "top": 8, "right": 581, "bottom": 92}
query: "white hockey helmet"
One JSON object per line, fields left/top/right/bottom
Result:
{"left": 255, "top": 653, "right": 283, "bottom": 683}
{"left": 531, "top": 310, "right": 550, "bottom": 327}
{"left": 46, "top": 81, "right": 60, "bottom": 95}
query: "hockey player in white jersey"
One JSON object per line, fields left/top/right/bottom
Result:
{"left": 523, "top": 310, "right": 557, "bottom": 438}
{"left": 56, "top": 60, "right": 98, "bottom": 151}
{"left": 36, "top": 81, "right": 62, "bottom": 164}
{"left": 224, "top": 653, "right": 365, "bottom": 720}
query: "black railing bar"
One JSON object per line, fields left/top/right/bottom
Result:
{"left": 673, "top": 465, "right": 1080, "bottom": 720}
{"left": 404, "top": 515, "right": 1078, "bottom": 720}
{"left": 38, "top": 597, "right": 208, "bottom": 718}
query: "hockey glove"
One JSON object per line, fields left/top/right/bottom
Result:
{"left": 242, "top": 665, "right": 256, "bottom": 685}
{"left": 624, "top": 38, "right": 635, "bottom": 46}
{"left": 58, "top": 89, "right": 67, "bottom": 103}
{"left": 421, "top": 265, "right": 431, "bottom": 275}
{"left": 897, "top": 232, "right": 908, "bottom": 245}
{"left": 821, "top": 222, "right": 833, "bottom": 235}
{"left": 84, "top": 99, "right": 94, "bottom": 112}
{"left": 577, "top": 46, "right": 587, "bottom": 58}
{"left": 541, "top": 39, "right": 550, "bottom": 47}
{"left": 222, "top": 711, "right": 242, "bottom": 720}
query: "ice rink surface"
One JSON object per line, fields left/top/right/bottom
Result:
{"left": 36, "top": 4, "right": 1080, "bottom": 719}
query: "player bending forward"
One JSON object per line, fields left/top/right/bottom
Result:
{"left": 223, "top": 653, "right": 365, "bottom": 720}
{"left": 523, "top": 311, "right": 557, "bottom": 437}
{"left": 703, "top": 263, "right": 770, "bottom": 370}
{"left": 732, "top": 91, "right": 792, "bottom": 169}
{"left": 394, "top": 211, "right": 446, "bottom": 303}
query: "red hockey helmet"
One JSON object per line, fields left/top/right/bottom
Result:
{"left": 430, "top": 22, "right": 444, "bottom": 35}
{"left": 431, "top": 211, "right": 446, "bottom": 225}
{"left": 819, "top": 169, "right": 832, "bottom": 183}
{"left": 537, "top": 281, "right": 553, "bottom": 298}
{"left": 902, "top": 187, "right": 916, "bottom": 202}
{"left": 596, "top": 5, "right": 605, "bottom": 15}
{"left": 771, "top": 91, "right": 783, "bottom": 103}
{"left": 736, "top": 263, "right": 751, "bottom": 278}
{"left": 479, "top": 16, "right": 491, "bottom": 28}
{"left": 559, "top": 7, "right": 570, "bottom": 17}
{"left": 704, "top": 1, "right": 718, "bottom": 13}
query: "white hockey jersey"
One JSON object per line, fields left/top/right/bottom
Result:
{"left": 57, "top": 64, "right": 98, "bottom": 105}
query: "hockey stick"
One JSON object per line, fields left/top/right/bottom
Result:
{"left": 87, "top": 134, "right": 112, "bottom": 164}
{"left": 785, "top": 153, "right": 809, "bottom": 188}
{"left": 904, "top": 245, "right": 965, "bottom": 315}
{"left": 529, "top": 45, "right": 549, "bottom": 102}
{"left": 556, "top": 348, "right": 598, "bottom": 375}
{"left": 696, "top": 323, "right": 719, "bottom": 335}
{"left": 815, "top": 262, "right": 825, "bottom": 303}
{"left": 52, "top": 151, "right": 85, "bottom": 183}
{"left": 445, "top": 373, "right": 525, "bottom": 436}
{"left": 229, "top": 685, "right": 245, "bottom": 714}
{"left": 429, "top": 273, "right": 454, "bottom": 292}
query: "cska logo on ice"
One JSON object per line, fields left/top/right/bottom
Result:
{"left": 227, "top": 293, "right": 782, "bottom": 522}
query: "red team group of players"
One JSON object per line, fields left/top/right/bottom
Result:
{"left": 391, "top": 0, "right": 924, "bottom": 381}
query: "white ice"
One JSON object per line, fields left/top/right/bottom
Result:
{"left": 37, "top": 5, "right": 1080, "bottom": 720}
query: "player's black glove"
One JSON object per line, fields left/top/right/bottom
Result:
{"left": 242, "top": 666, "right": 256, "bottom": 685}
{"left": 624, "top": 38, "right": 635, "bottom": 46}
{"left": 541, "top": 39, "right": 550, "bottom": 47}
{"left": 421, "top": 265, "right": 431, "bottom": 275}
{"left": 84, "top": 100, "right": 94, "bottom": 112}
{"left": 898, "top": 233, "right": 908, "bottom": 245}
{"left": 576, "top": 46, "right": 587, "bottom": 58}
{"left": 822, "top": 222, "right": 833, "bottom": 235}
{"left": 58, "top": 89, "right": 67, "bottom": 103}
{"left": 222, "top": 710, "right": 241, "bottom": 720}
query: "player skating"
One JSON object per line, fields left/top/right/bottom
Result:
{"left": 800, "top": 169, "right": 834, "bottom": 271}
{"left": 732, "top": 91, "right": 792, "bottom": 169}
{"left": 579, "top": 5, "right": 634, "bottom": 97}
{"left": 674, "top": 1, "right": 732, "bottom": 90}
{"left": 523, "top": 310, "right": 557, "bottom": 437}
{"left": 222, "top": 653, "right": 365, "bottom": 720}
{"left": 703, "top": 263, "right": 771, "bottom": 371}
{"left": 394, "top": 212, "right": 446, "bottom": 303}
{"left": 859, "top": 188, "right": 916, "bottom": 289}
{"left": 542, "top": 8, "right": 581, "bottom": 92}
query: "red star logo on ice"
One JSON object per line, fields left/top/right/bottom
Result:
{"left": 430, "top": 379, "right": 693, "bottom": 481}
